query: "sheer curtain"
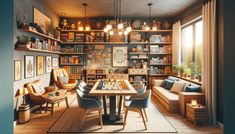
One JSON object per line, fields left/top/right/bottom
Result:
{"left": 202, "top": 0, "right": 217, "bottom": 126}
{"left": 172, "top": 21, "right": 181, "bottom": 65}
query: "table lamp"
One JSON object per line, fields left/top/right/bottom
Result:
{"left": 191, "top": 99, "right": 198, "bottom": 107}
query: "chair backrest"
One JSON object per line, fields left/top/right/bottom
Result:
{"left": 52, "top": 68, "right": 69, "bottom": 82}
{"left": 132, "top": 89, "right": 151, "bottom": 108}
{"left": 136, "top": 84, "right": 146, "bottom": 95}
{"left": 25, "top": 79, "right": 42, "bottom": 95}
{"left": 76, "top": 89, "right": 86, "bottom": 108}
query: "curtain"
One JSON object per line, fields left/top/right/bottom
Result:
{"left": 172, "top": 21, "right": 181, "bottom": 65}
{"left": 202, "top": 0, "right": 217, "bottom": 126}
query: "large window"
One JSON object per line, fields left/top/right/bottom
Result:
{"left": 181, "top": 19, "right": 203, "bottom": 76}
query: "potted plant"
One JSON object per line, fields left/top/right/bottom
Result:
{"left": 188, "top": 62, "right": 196, "bottom": 80}
{"left": 172, "top": 65, "right": 181, "bottom": 76}
{"left": 184, "top": 68, "right": 191, "bottom": 78}
{"left": 180, "top": 65, "right": 186, "bottom": 77}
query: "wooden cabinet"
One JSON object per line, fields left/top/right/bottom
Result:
{"left": 186, "top": 103, "right": 206, "bottom": 125}
{"left": 179, "top": 92, "right": 205, "bottom": 117}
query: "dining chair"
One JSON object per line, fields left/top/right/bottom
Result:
{"left": 123, "top": 89, "right": 151, "bottom": 130}
{"left": 125, "top": 84, "right": 146, "bottom": 101}
{"left": 76, "top": 89, "right": 103, "bottom": 128}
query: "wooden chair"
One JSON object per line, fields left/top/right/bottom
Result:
{"left": 123, "top": 90, "right": 151, "bottom": 130}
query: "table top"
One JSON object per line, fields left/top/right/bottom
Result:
{"left": 89, "top": 80, "right": 137, "bottom": 96}
{"left": 186, "top": 103, "right": 206, "bottom": 109}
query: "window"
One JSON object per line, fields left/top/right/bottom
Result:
{"left": 181, "top": 19, "right": 203, "bottom": 76}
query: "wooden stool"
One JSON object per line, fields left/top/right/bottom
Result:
{"left": 186, "top": 103, "right": 206, "bottom": 126}
{"left": 18, "top": 104, "right": 30, "bottom": 124}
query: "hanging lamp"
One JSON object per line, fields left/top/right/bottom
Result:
{"left": 144, "top": 3, "right": 152, "bottom": 31}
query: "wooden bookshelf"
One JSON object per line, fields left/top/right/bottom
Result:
{"left": 15, "top": 48, "right": 61, "bottom": 54}
{"left": 149, "top": 42, "right": 172, "bottom": 45}
{"left": 60, "top": 53, "right": 85, "bottom": 55}
{"left": 21, "top": 28, "right": 62, "bottom": 42}
{"left": 150, "top": 63, "right": 172, "bottom": 66}
{"left": 131, "top": 30, "right": 172, "bottom": 32}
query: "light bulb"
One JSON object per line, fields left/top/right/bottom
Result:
{"left": 109, "top": 30, "right": 114, "bottom": 35}
{"left": 152, "top": 26, "right": 157, "bottom": 31}
{"left": 118, "top": 31, "right": 123, "bottom": 35}
{"left": 106, "top": 24, "right": 112, "bottom": 30}
{"left": 117, "top": 23, "right": 124, "bottom": 30}
{"left": 126, "top": 26, "right": 132, "bottom": 32}
{"left": 124, "top": 30, "right": 128, "bottom": 35}
{"left": 85, "top": 25, "right": 90, "bottom": 31}
{"left": 103, "top": 27, "right": 108, "bottom": 33}
{"left": 78, "top": 26, "right": 84, "bottom": 31}
{"left": 145, "top": 26, "right": 150, "bottom": 31}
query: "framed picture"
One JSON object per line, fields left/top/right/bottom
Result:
{"left": 52, "top": 57, "right": 59, "bottom": 67}
{"left": 14, "top": 60, "right": 21, "bottom": 81}
{"left": 46, "top": 56, "right": 52, "bottom": 73}
{"left": 36, "top": 56, "right": 44, "bottom": 76}
{"left": 112, "top": 46, "right": 128, "bottom": 67}
{"left": 33, "top": 7, "right": 52, "bottom": 34}
{"left": 24, "top": 55, "right": 34, "bottom": 78}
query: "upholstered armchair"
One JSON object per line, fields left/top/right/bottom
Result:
{"left": 25, "top": 80, "right": 57, "bottom": 106}
{"left": 52, "top": 68, "right": 78, "bottom": 90}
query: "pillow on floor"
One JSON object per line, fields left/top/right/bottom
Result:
{"left": 164, "top": 79, "right": 174, "bottom": 90}
{"left": 170, "top": 81, "right": 186, "bottom": 94}
{"left": 32, "top": 83, "right": 45, "bottom": 95}
{"left": 57, "top": 76, "right": 68, "bottom": 84}
{"left": 184, "top": 85, "right": 201, "bottom": 92}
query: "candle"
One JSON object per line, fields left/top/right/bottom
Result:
{"left": 191, "top": 100, "right": 197, "bottom": 106}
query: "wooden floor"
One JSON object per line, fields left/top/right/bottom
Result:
{"left": 14, "top": 92, "right": 223, "bottom": 134}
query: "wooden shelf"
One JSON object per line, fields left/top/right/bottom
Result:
{"left": 129, "top": 42, "right": 148, "bottom": 45}
{"left": 21, "top": 28, "right": 62, "bottom": 42}
{"left": 60, "top": 29, "right": 103, "bottom": 32}
{"left": 150, "top": 63, "right": 172, "bottom": 66}
{"left": 149, "top": 42, "right": 172, "bottom": 45}
{"left": 129, "top": 57, "right": 149, "bottom": 60}
{"left": 60, "top": 42, "right": 128, "bottom": 45}
{"left": 60, "top": 64, "right": 84, "bottom": 66}
{"left": 60, "top": 53, "right": 86, "bottom": 55}
{"left": 131, "top": 30, "right": 172, "bottom": 32}
{"left": 149, "top": 53, "right": 172, "bottom": 55}
{"left": 129, "top": 52, "right": 148, "bottom": 55}
{"left": 129, "top": 74, "right": 148, "bottom": 76}
{"left": 15, "top": 48, "right": 61, "bottom": 54}
{"left": 60, "top": 42, "right": 85, "bottom": 45}
{"left": 149, "top": 74, "right": 170, "bottom": 76}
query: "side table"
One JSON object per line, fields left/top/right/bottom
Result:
{"left": 186, "top": 103, "right": 206, "bottom": 125}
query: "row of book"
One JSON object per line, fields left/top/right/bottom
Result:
{"left": 60, "top": 56, "right": 84, "bottom": 65}
{"left": 60, "top": 45, "right": 84, "bottom": 53}
{"left": 61, "top": 32, "right": 85, "bottom": 42}
{"left": 150, "top": 35, "right": 171, "bottom": 43}
{"left": 63, "top": 66, "right": 84, "bottom": 74}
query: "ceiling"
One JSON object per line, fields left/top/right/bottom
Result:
{"left": 42, "top": 0, "right": 198, "bottom": 18}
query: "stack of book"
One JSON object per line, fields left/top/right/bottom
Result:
{"left": 60, "top": 56, "right": 83, "bottom": 65}
{"left": 60, "top": 45, "right": 83, "bottom": 53}
{"left": 75, "top": 33, "right": 85, "bottom": 42}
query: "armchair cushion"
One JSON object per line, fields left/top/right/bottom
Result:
{"left": 32, "top": 82, "right": 45, "bottom": 95}
{"left": 58, "top": 76, "right": 69, "bottom": 84}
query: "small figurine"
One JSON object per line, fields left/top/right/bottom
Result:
{"left": 61, "top": 19, "right": 69, "bottom": 30}
{"left": 71, "top": 24, "right": 75, "bottom": 30}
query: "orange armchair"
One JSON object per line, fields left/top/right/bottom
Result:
{"left": 52, "top": 68, "right": 78, "bottom": 90}
{"left": 25, "top": 80, "right": 57, "bottom": 106}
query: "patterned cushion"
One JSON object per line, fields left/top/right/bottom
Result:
{"left": 32, "top": 83, "right": 45, "bottom": 95}
{"left": 170, "top": 81, "right": 186, "bottom": 94}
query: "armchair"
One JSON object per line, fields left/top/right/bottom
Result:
{"left": 52, "top": 68, "right": 78, "bottom": 90}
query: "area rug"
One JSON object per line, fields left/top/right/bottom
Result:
{"left": 47, "top": 98, "right": 177, "bottom": 133}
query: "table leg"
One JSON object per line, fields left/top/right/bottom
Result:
{"left": 109, "top": 96, "right": 116, "bottom": 121}
{"left": 102, "top": 96, "right": 107, "bottom": 116}
{"left": 65, "top": 97, "right": 69, "bottom": 108}
{"left": 117, "top": 96, "right": 123, "bottom": 119}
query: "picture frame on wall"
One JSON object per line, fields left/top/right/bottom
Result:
{"left": 24, "top": 55, "right": 34, "bottom": 78}
{"left": 52, "top": 57, "right": 59, "bottom": 67}
{"left": 36, "top": 56, "right": 44, "bottom": 76}
{"left": 14, "top": 60, "right": 21, "bottom": 81}
{"left": 33, "top": 7, "right": 52, "bottom": 34}
{"left": 112, "top": 46, "right": 128, "bottom": 67}
{"left": 46, "top": 56, "right": 52, "bottom": 73}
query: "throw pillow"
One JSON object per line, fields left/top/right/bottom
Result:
{"left": 185, "top": 85, "right": 201, "bottom": 92}
{"left": 57, "top": 76, "right": 68, "bottom": 84}
{"left": 164, "top": 79, "right": 174, "bottom": 90}
{"left": 170, "top": 81, "right": 186, "bottom": 94}
{"left": 167, "top": 76, "right": 179, "bottom": 81}
{"left": 32, "top": 83, "right": 45, "bottom": 95}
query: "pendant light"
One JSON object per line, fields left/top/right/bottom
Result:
{"left": 144, "top": 3, "right": 152, "bottom": 31}
{"left": 83, "top": 3, "right": 91, "bottom": 31}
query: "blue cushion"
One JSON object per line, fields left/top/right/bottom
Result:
{"left": 167, "top": 76, "right": 179, "bottom": 81}
{"left": 164, "top": 79, "right": 174, "bottom": 90}
{"left": 185, "top": 85, "right": 201, "bottom": 92}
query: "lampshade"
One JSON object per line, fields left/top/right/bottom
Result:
{"left": 78, "top": 26, "right": 84, "bottom": 31}
{"left": 109, "top": 30, "right": 114, "bottom": 35}
{"left": 103, "top": 27, "right": 108, "bottom": 33}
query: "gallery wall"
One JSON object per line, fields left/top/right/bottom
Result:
{"left": 13, "top": 0, "right": 60, "bottom": 113}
